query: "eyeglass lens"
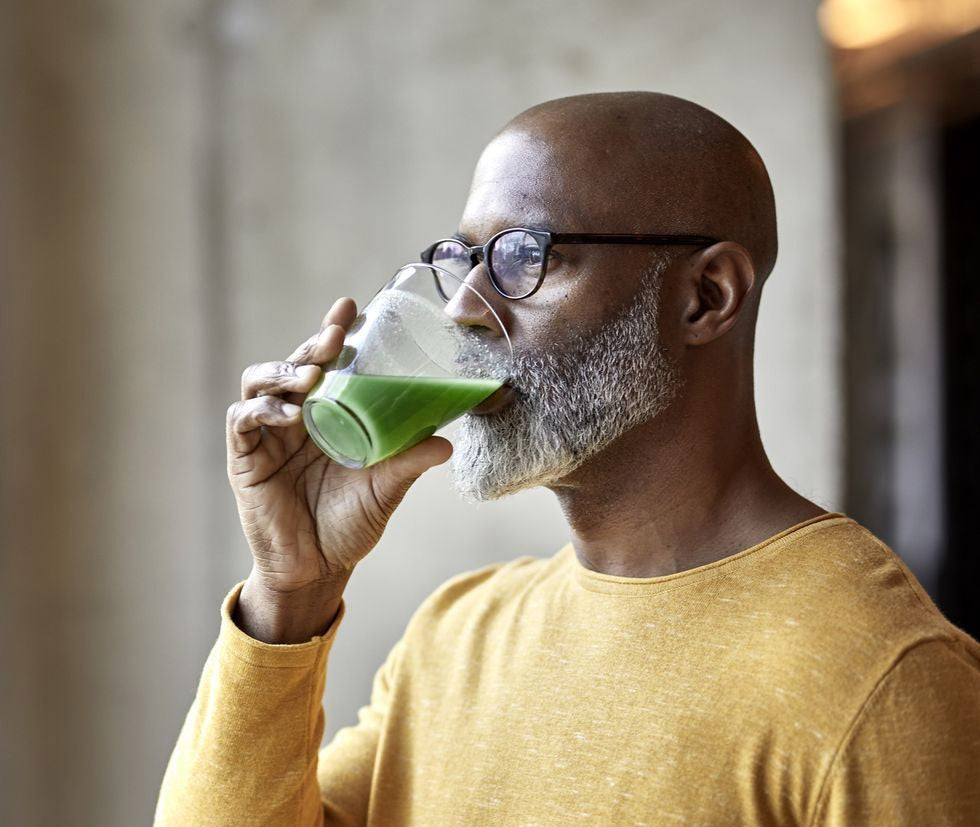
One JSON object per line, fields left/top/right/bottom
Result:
{"left": 429, "top": 230, "right": 544, "bottom": 299}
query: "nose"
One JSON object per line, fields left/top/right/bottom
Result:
{"left": 443, "top": 261, "right": 508, "bottom": 339}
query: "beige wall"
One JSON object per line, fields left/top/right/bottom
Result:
{"left": 0, "top": 1, "right": 839, "bottom": 823}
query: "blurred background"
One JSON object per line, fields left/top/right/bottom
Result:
{"left": 1, "top": 0, "right": 977, "bottom": 823}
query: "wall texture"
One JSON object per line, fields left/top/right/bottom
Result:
{"left": 0, "top": 1, "right": 839, "bottom": 823}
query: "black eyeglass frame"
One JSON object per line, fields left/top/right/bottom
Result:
{"left": 421, "top": 227, "right": 720, "bottom": 300}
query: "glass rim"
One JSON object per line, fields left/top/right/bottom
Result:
{"left": 383, "top": 261, "right": 513, "bottom": 359}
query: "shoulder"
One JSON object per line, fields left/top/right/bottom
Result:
{"left": 719, "top": 516, "right": 980, "bottom": 738}
{"left": 754, "top": 516, "right": 974, "bottom": 652}
{"left": 400, "top": 548, "right": 569, "bottom": 638}
{"left": 862, "top": 636, "right": 980, "bottom": 707}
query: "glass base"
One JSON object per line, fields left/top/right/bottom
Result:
{"left": 302, "top": 398, "right": 371, "bottom": 469}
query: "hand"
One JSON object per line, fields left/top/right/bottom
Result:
{"left": 225, "top": 297, "right": 453, "bottom": 641}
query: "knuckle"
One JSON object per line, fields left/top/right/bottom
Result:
{"left": 241, "top": 364, "right": 257, "bottom": 392}
{"left": 242, "top": 361, "right": 298, "bottom": 398}
{"left": 257, "top": 395, "right": 286, "bottom": 419}
{"left": 294, "top": 336, "right": 316, "bottom": 361}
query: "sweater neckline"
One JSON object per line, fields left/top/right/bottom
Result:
{"left": 566, "top": 512, "right": 850, "bottom": 595}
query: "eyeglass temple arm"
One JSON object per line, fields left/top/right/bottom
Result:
{"left": 550, "top": 233, "right": 720, "bottom": 247}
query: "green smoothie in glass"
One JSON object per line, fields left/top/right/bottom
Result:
{"left": 302, "top": 263, "right": 512, "bottom": 468}
{"left": 304, "top": 372, "right": 501, "bottom": 467}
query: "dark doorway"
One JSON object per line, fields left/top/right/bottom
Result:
{"left": 839, "top": 29, "right": 980, "bottom": 641}
{"left": 939, "top": 115, "right": 980, "bottom": 640}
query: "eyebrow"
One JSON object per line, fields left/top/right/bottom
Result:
{"left": 452, "top": 226, "right": 555, "bottom": 246}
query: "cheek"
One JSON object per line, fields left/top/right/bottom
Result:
{"left": 503, "top": 267, "right": 629, "bottom": 353}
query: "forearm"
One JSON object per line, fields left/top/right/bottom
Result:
{"left": 154, "top": 582, "right": 343, "bottom": 827}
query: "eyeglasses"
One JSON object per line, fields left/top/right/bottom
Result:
{"left": 421, "top": 227, "right": 719, "bottom": 301}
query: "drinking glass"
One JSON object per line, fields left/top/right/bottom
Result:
{"left": 303, "top": 263, "right": 512, "bottom": 468}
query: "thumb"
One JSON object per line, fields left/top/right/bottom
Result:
{"left": 387, "top": 435, "right": 454, "bottom": 476}
{"left": 369, "top": 436, "right": 453, "bottom": 509}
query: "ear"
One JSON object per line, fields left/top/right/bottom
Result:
{"left": 680, "top": 242, "right": 756, "bottom": 346}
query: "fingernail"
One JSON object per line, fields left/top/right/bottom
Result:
{"left": 282, "top": 402, "right": 302, "bottom": 417}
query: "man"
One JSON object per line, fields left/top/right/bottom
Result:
{"left": 156, "top": 93, "right": 980, "bottom": 825}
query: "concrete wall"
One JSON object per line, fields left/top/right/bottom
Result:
{"left": 1, "top": 3, "right": 214, "bottom": 824}
{"left": 0, "top": 1, "right": 839, "bottom": 823}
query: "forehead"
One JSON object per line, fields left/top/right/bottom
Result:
{"left": 458, "top": 131, "right": 588, "bottom": 239}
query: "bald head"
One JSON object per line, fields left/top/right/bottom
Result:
{"left": 482, "top": 92, "right": 777, "bottom": 281}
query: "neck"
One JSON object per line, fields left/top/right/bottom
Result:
{"left": 549, "top": 379, "right": 825, "bottom": 578}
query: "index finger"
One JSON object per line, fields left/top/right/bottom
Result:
{"left": 285, "top": 298, "right": 359, "bottom": 364}
{"left": 285, "top": 324, "right": 344, "bottom": 365}
{"left": 320, "top": 297, "right": 357, "bottom": 333}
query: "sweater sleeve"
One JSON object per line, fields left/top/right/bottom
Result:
{"left": 811, "top": 638, "right": 980, "bottom": 827}
{"left": 154, "top": 581, "right": 347, "bottom": 826}
{"left": 316, "top": 636, "right": 405, "bottom": 823}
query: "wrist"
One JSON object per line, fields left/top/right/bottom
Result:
{"left": 234, "top": 573, "right": 349, "bottom": 645}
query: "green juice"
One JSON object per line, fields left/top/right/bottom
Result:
{"left": 304, "top": 372, "right": 501, "bottom": 467}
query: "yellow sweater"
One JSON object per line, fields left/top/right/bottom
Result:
{"left": 156, "top": 514, "right": 980, "bottom": 825}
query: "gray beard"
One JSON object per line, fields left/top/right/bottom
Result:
{"left": 449, "top": 261, "right": 682, "bottom": 502}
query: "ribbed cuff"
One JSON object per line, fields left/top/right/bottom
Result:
{"left": 218, "top": 580, "right": 346, "bottom": 669}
